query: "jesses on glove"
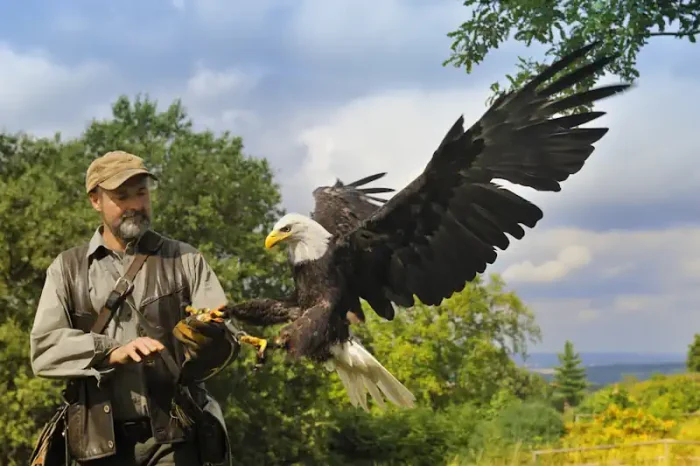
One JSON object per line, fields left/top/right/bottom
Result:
{"left": 172, "top": 312, "right": 240, "bottom": 383}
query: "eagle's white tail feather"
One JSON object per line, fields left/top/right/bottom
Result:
{"left": 324, "top": 340, "right": 415, "bottom": 411}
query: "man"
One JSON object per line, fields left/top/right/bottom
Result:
{"left": 30, "top": 150, "right": 237, "bottom": 465}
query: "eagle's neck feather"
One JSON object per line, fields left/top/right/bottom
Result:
{"left": 289, "top": 220, "right": 332, "bottom": 264}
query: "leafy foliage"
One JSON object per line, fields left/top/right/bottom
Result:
{"left": 327, "top": 404, "right": 480, "bottom": 465}
{"left": 345, "top": 274, "right": 542, "bottom": 411}
{"left": 577, "top": 373, "right": 700, "bottom": 421}
{"left": 443, "top": 0, "right": 700, "bottom": 111}
{"left": 471, "top": 400, "right": 565, "bottom": 458}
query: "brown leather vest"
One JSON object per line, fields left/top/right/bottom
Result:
{"left": 57, "top": 230, "right": 207, "bottom": 461}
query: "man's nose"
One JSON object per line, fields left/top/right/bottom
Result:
{"left": 122, "top": 195, "right": 146, "bottom": 212}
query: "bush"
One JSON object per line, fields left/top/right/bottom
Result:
{"left": 576, "top": 384, "right": 638, "bottom": 416}
{"left": 465, "top": 400, "right": 564, "bottom": 463}
{"left": 632, "top": 374, "right": 700, "bottom": 419}
{"left": 327, "top": 403, "right": 481, "bottom": 465}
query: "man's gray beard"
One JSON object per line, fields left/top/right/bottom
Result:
{"left": 115, "top": 215, "right": 150, "bottom": 242}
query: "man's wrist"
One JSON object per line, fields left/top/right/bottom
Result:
{"left": 90, "top": 333, "right": 121, "bottom": 368}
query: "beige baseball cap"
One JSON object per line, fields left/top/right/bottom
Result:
{"left": 85, "top": 150, "right": 158, "bottom": 193}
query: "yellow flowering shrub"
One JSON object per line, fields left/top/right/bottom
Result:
{"left": 534, "top": 405, "right": 677, "bottom": 464}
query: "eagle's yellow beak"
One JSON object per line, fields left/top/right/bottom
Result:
{"left": 265, "top": 230, "right": 290, "bottom": 249}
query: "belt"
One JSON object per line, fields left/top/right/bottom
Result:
{"left": 115, "top": 418, "right": 153, "bottom": 443}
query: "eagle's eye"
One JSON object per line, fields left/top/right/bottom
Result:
{"left": 279, "top": 225, "right": 292, "bottom": 233}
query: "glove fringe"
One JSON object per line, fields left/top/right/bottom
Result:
{"left": 170, "top": 400, "right": 196, "bottom": 429}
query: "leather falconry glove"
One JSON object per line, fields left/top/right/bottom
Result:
{"left": 173, "top": 306, "right": 240, "bottom": 384}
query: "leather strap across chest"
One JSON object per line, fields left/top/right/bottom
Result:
{"left": 90, "top": 249, "right": 183, "bottom": 383}
{"left": 90, "top": 251, "right": 149, "bottom": 334}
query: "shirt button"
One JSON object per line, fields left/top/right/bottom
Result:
{"left": 108, "top": 440, "right": 114, "bottom": 449}
{"left": 103, "top": 405, "right": 110, "bottom": 413}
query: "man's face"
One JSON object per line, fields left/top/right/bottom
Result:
{"left": 89, "top": 175, "right": 153, "bottom": 242}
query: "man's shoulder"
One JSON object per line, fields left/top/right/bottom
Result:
{"left": 53, "top": 242, "right": 91, "bottom": 266}
{"left": 155, "top": 232, "right": 199, "bottom": 254}
{"left": 43, "top": 241, "right": 90, "bottom": 279}
{"left": 151, "top": 231, "right": 202, "bottom": 258}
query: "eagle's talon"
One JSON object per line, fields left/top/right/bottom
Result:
{"left": 185, "top": 305, "right": 203, "bottom": 316}
{"left": 240, "top": 335, "right": 269, "bottom": 361}
{"left": 185, "top": 305, "right": 228, "bottom": 323}
{"left": 209, "top": 308, "right": 226, "bottom": 322}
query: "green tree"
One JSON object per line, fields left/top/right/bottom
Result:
{"left": 687, "top": 333, "right": 700, "bottom": 372}
{"left": 552, "top": 340, "right": 588, "bottom": 410}
{"left": 443, "top": 1, "right": 700, "bottom": 110}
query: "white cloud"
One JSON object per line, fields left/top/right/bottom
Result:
{"left": 185, "top": 65, "right": 257, "bottom": 101}
{"left": 485, "top": 226, "right": 700, "bottom": 352}
{"left": 577, "top": 308, "right": 600, "bottom": 323}
{"left": 180, "top": 0, "right": 467, "bottom": 60}
{"left": 183, "top": 0, "right": 283, "bottom": 34}
{"left": 613, "top": 295, "right": 660, "bottom": 314}
{"left": 502, "top": 245, "right": 591, "bottom": 283}
{"left": 526, "top": 286, "right": 700, "bottom": 353}
{"left": 288, "top": 0, "right": 464, "bottom": 59}
{"left": 0, "top": 43, "right": 113, "bottom": 137}
{"left": 292, "top": 85, "right": 493, "bottom": 209}
{"left": 0, "top": 43, "right": 261, "bottom": 141}
{"left": 488, "top": 226, "right": 700, "bottom": 291}
{"left": 172, "top": 65, "right": 264, "bottom": 135}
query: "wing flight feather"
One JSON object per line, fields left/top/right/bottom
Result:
{"left": 310, "top": 173, "right": 395, "bottom": 237}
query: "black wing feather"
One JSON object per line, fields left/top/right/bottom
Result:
{"left": 310, "top": 172, "right": 395, "bottom": 237}
{"left": 331, "top": 41, "right": 631, "bottom": 313}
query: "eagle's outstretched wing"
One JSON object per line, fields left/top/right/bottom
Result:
{"left": 331, "top": 41, "right": 630, "bottom": 314}
{"left": 310, "top": 173, "right": 394, "bottom": 237}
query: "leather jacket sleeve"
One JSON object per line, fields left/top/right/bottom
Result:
{"left": 29, "top": 256, "right": 119, "bottom": 386}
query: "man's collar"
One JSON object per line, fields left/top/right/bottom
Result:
{"left": 86, "top": 225, "right": 163, "bottom": 258}
{"left": 87, "top": 226, "right": 108, "bottom": 258}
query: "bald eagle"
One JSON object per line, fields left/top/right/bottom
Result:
{"left": 186, "top": 42, "right": 631, "bottom": 411}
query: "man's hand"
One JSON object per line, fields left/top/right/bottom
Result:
{"left": 108, "top": 337, "right": 165, "bottom": 366}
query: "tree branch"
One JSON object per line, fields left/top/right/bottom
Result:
{"left": 649, "top": 30, "right": 700, "bottom": 37}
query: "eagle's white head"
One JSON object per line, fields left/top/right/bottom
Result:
{"left": 265, "top": 213, "right": 332, "bottom": 264}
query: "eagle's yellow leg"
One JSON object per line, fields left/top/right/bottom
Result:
{"left": 240, "top": 335, "right": 268, "bottom": 358}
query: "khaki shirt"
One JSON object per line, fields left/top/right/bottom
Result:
{"left": 29, "top": 226, "right": 228, "bottom": 420}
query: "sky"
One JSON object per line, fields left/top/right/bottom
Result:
{"left": 3, "top": 0, "right": 700, "bottom": 354}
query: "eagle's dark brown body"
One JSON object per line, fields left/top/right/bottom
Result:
{"left": 277, "top": 252, "right": 356, "bottom": 362}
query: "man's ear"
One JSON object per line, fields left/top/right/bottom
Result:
{"left": 88, "top": 188, "right": 102, "bottom": 212}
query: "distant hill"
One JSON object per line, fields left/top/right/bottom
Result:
{"left": 513, "top": 352, "right": 688, "bottom": 387}
{"left": 514, "top": 352, "right": 686, "bottom": 368}
{"left": 531, "top": 362, "right": 688, "bottom": 387}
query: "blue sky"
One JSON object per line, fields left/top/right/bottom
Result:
{"left": 3, "top": 0, "right": 700, "bottom": 354}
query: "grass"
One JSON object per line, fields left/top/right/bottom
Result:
{"left": 446, "top": 440, "right": 700, "bottom": 465}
